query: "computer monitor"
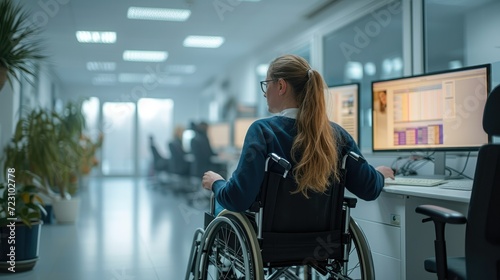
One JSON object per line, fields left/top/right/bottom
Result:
{"left": 233, "top": 118, "right": 259, "bottom": 150}
{"left": 207, "top": 122, "right": 231, "bottom": 151}
{"left": 372, "top": 64, "right": 490, "bottom": 176}
{"left": 325, "top": 83, "right": 360, "bottom": 144}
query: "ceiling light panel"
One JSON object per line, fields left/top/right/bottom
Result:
{"left": 183, "top": 36, "right": 225, "bottom": 48}
{"left": 123, "top": 50, "right": 168, "bottom": 62}
{"left": 166, "top": 65, "right": 196, "bottom": 74}
{"left": 127, "top": 7, "right": 191, "bottom": 21}
{"left": 87, "top": 62, "right": 116, "bottom": 71}
{"left": 92, "top": 74, "right": 117, "bottom": 85}
{"left": 118, "top": 73, "right": 147, "bottom": 83}
{"left": 76, "top": 31, "right": 116, "bottom": 43}
{"left": 118, "top": 73, "right": 182, "bottom": 86}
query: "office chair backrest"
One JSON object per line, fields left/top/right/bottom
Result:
{"left": 258, "top": 161, "right": 345, "bottom": 264}
{"left": 150, "top": 138, "right": 169, "bottom": 172}
{"left": 465, "top": 84, "right": 500, "bottom": 279}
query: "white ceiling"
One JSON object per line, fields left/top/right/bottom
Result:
{"left": 19, "top": 0, "right": 335, "bottom": 93}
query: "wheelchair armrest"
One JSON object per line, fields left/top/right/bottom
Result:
{"left": 344, "top": 196, "right": 357, "bottom": 208}
{"left": 416, "top": 205, "right": 467, "bottom": 225}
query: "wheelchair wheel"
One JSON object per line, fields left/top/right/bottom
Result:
{"left": 347, "top": 218, "right": 375, "bottom": 279}
{"left": 325, "top": 218, "right": 375, "bottom": 280}
{"left": 185, "top": 228, "right": 204, "bottom": 280}
{"left": 196, "top": 211, "right": 264, "bottom": 280}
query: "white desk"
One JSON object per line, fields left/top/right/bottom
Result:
{"left": 348, "top": 182, "right": 472, "bottom": 280}
{"left": 384, "top": 183, "right": 471, "bottom": 203}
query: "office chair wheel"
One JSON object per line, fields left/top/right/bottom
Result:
{"left": 327, "top": 218, "right": 375, "bottom": 280}
{"left": 196, "top": 211, "right": 264, "bottom": 280}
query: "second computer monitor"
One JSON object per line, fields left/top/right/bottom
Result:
{"left": 207, "top": 122, "right": 231, "bottom": 151}
{"left": 325, "top": 83, "right": 360, "bottom": 144}
{"left": 371, "top": 64, "right": 490, "bottom": 152}
{"left": 233, "top": 118, "right": 258, "bottom": 150}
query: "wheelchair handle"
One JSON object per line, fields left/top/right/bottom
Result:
{"left": 342, "top": 151, "right": 366, "bottom": 169}
{"left": 268, "top": 153, "right": 291, "bottom": 171}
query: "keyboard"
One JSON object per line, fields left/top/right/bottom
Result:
{"left": 439, "top": 180, "right": 474, "bottom": 191}
{"left": 385, "top": 177, "right": 447, "bottom": 187}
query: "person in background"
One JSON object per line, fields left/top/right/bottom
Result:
{"left": 168, "top": 125, "right": 190, "bottom": 176}
{"left": 190, "top": 121, "right": 217, "bottom": 178}
{"left": 201, "top": 54, "right": 394, "bottom": 214}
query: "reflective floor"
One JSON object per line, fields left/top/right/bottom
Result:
{"left": 1, "top": 176, "right": 209, "bottom": 280}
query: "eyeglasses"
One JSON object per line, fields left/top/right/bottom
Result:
{"left": 260, "top": 79, "right": 275, "bottom": 94}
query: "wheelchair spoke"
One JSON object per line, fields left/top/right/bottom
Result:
{"left": 202, "top": 219, "right": 254, "bottom": 280}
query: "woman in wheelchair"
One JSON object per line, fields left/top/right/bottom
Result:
{"left": 190, "top": 54, "right": 394, "bottom": 280}
{"left": 201, "top": 54, "right": 393, "bottom": 214}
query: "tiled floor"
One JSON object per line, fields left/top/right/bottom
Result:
{"left": 0, "top": 176, "right": 209, "bottom": 280}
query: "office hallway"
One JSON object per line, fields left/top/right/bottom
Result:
{"left": 1, "top": 177, "right": 208, "bottom": 280}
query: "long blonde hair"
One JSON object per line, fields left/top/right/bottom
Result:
{"left": 268, "top": 54, "right": 340, "bottom": 197}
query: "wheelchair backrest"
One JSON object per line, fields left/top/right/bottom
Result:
{"left": 259, "top": 168, "right": 345, "bottom": 233}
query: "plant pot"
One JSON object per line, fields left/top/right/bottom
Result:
{"left": 0, "top": 221, "right": 42, "bottom": 273}
{"left": 41, "top": 204, "right": 54, "bottom": 225}
{"left": 52, "top": 197, "right": 80, "bottom": 223}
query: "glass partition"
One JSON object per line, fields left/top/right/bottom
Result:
{"left": 323, "top": 0, "right": 403, "bottom": 150}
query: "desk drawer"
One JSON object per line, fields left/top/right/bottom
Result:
{"left": 348, "top": 191, "right": 405, "bottom": 226}
{"left": 355, "top": 218, "right": 401, "bottom": 259}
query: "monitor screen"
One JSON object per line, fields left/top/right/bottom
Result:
{"left": 233, "top": 118, "right": 258, "bottom": 150}
{"left": 372, "top": 64, "right": 490, "bottom": 152}
{"left": 325, "top": 83, "right": 359, "bottom": 144}
{"left": 207, "top": 122, "right": 231, "bottom": 151}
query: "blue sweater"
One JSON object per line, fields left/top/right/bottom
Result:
{"left": 212, "top": 116, "right": 384, "bottom": 212}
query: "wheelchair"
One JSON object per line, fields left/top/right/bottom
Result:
{"left": 185, "top": 152, "right": 375, "bottom": 280}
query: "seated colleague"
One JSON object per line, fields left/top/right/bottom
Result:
{"left": 168, "top": 125, "right": 190, "bottom": 176}
{"left": 201, "top": 54, "right": 394, "bottom": 214}
{"left": 190, "top": 121, "right": 218, "bottom": 177}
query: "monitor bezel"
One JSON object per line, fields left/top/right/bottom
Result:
{"left": 371, "top": 63, "right": 491, "bottom": 153}
{"left": 326, "top": 82, "right": 361, "bottom": 145}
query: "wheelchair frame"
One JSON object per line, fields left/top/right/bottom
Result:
{"left": 186, "top": 152, "right": 375, "bottom": 280}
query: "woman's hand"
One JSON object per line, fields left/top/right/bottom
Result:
{"left": 376, "top": 166, "right": 395, "bottom": 180}
{"left": 202, "top": 171, "right": 225, "bottom": 191}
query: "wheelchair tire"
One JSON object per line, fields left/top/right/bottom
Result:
{"left": 196, "top": 211, "right": 264, "bottom": 280}
{"left": 321, "top": 218, "right": 375, "bottom": 280}
{"left": 185, "top": 228, "right": 205, "bottom": 280}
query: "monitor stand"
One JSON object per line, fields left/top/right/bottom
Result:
{"left": 432, "top": 152, "right": 463, "bottom": 180}
{"left": 433, "top": 152, "right": 447, "bottom": 179}
{"left": 411, "top": 152, "right": 462, "bottom": 180}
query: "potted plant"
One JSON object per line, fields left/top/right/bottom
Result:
{"left": 0, "top": 0, "right": 46, "bottom": 92}
{"left": 2, "top": 105, "right": 84, "bottom": 223}
{"left": 78, "top": 132, "right": 103, "bottom": 189}
{"left": 48, "top": 100, "right": 88, "bottom": 223}
{"left": 0, "top": 182, "right": 46, "bottom": 272}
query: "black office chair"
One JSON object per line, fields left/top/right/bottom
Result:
{"left": 415, "top": 84, "right": 500, "bottom": 280}
{"left": 149, "top": 136, "right": 170, "bottom": 185}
